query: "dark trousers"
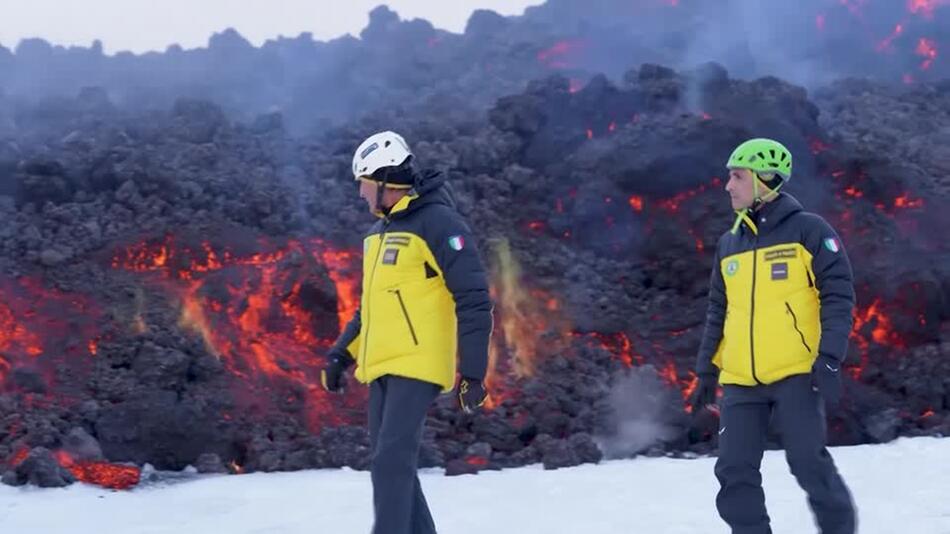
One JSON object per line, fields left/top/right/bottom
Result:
{"left": 369, "top": 375, "right": 440, "bottom": 534}
{"left": 715, "top": 374, "right": 856, "bottom": 534}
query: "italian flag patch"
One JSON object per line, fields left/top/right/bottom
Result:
{"left": 823, "top": 237, "right": 840, "bottom": 253}
{"left": 448, "top": 235, "right": 465, "bottom": 251}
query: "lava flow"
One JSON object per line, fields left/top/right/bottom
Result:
{"left": 7, "top": 448, "right": 140, "bottom": 490}
{"left": 537, "top": 39, "right": 587, "bottom": 69}
{"left": 487, "top": 239, "right": 699, "bottom": 411}
{"left": 55, "top": 451, "right": 141, "bottom": 490}
{"left": 658, "top": 362, "right": 700, "bottom": 412}
{"left": 0, "top": 276, "right": 100, "bottom": 396}
{"left": 848, "top": 298, "right": 907, "bottom": 379}
{"left": 585, "top": 332, "right": 642, "bottom": 369}
{"left": 111, "top": 234, "right": 364, "bottom": 432}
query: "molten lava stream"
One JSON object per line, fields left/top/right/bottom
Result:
{"left": 848, "top": 297, "right": 907, "bottom": 379}
{"left": 54, "top": 450, "right": 141, "bottom": 490}
{"left": 197, "top": 254, "right": 358, "bottom": 428}
{"left": 0, "top": 294, "right": 44, "bottom": 361}
{"left": 0, "top": 276, "right": 101, "bottom": 396}
{"left": 6, "top": 448, "right": 140, "bottom": 490}
{"left": 315, "top": 246, "right": 361, "bottom": 329}
{"left": 582, "top": 332, "right": 642, "bottom": 369}
{"left": 658, "top": 361, "right": 700, "bottom": 413}
{"left": 113, "top": 236, "right": 366, "bottom": 431}
{"left": 536, "top": 39, "right": 586, "bottom": 69}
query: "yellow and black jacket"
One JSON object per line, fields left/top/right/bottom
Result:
{"left": 331, "top": 171, "right": 492, "bottom": 392}
{"left": 695, "top": 193, "right": 855, "bottom": 386}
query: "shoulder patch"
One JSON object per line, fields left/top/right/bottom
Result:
{"left": 823, "top": 237, "right": 841, "bottom": 253}
{"left": 448, "top": 235, "right": 465, "bottom": 251}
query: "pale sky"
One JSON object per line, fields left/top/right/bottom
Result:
{"left": 0, "top": 0, "right": 544, "bottom": 54}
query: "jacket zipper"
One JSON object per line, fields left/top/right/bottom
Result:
{"left": 750, "top": 238, "right": 762, "bottom": 384}
{"left": 360, "top": 223, "right": 389, "bottom": 371}
{"left": 392, "top": 289, "right": 419, "bottom": 346}
{"left": 785, "top": 302, "right": 812, "bottom": 353}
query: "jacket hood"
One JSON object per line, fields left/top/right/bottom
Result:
{"left": 386, "top": 170, "right": 456, "bottom": 219}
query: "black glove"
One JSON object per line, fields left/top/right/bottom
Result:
{"left": 458, "top": 377, "right": 487, "bottom": 414}
{"left": 320, "top": 349, "right": 353, "bottom": 393}
{"left": 691, "top": 372, "right": 719, "bottom": 413}
{"left": 812, "top": 354, "right": 843, "bottom": 408}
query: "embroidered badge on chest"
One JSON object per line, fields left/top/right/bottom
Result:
{"left": 771, "top": 262, "right": 788, "bottom": 280}
{"left": 725, "top": 259, "right": 739, "bottom": 277}
{"left": 382, "top": 248, "right": 399, "bottom": 265}
{"left": 384, "top": 235, "right": 411, "bottom": 248}
{"left": 764, "top": 248, "right": 797, "bottom": 261}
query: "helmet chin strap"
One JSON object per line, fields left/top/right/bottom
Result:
{"left": 730, "top": 173, "right": 783, "bottom": 235}
{"left": 374, "top": 167, "right": 392, "bottom": 219}
{"left": 751, "top": 174, "right": 782, "bottom": 209}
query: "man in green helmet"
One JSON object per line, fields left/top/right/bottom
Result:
{"left": 691, "top": 138, "right": 857, "bottom": 533}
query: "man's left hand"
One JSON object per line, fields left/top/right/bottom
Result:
{"left": 458, "top": 378, "right": 487, "bottom": 414}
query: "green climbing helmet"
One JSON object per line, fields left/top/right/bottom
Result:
{"left": 726, "top": 138, "right": 793, "bottom": 182}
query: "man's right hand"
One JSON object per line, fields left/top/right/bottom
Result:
{"left": 812, "top": 353, "right": 843, "bottom": 408}
{"left": 320, "top": 349, "right": 353, "bottom": 393}
{"left": 691, "top": 372, "right": 719, "bottom": 413}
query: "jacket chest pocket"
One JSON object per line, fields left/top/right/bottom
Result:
{"left": 375, "top": 241, "right": 423, "bottom": 286}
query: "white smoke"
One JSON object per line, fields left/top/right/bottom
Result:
{"left": 597, "top": 365, "right": 681, "bottom": 459}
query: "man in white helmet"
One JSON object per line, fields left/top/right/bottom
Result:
{"left": 321, "top": 131, "right": 493, "bottom": 534}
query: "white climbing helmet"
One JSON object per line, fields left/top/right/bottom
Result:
{"left": 351, "top": 131, "right": 413, "bottom": 180}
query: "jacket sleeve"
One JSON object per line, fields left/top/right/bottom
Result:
{"left": 426, "top": 208, "right": 493, "bottom": 381}
{"left": 695, "top": 243, "right": 726, "bottom": 376}
{"left": 803, "top": 215, "right": 855, "bottom": 363}
{"left": 330, "top": 304, "right": 361, "bottom": 362}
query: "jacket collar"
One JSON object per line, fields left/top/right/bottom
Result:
{"left": 384, "top": 170, "right": 452, "bottom": 220}
{"left": 741, "top": 192, "right": 803, "bottom": 235}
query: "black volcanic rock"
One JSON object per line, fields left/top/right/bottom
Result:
{"left": 0, "top": 2, "right": 948, "bottom": 487}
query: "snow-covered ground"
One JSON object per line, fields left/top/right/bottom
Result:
{"left": 1, "top": 437, "right": 948, "bottom": 533}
